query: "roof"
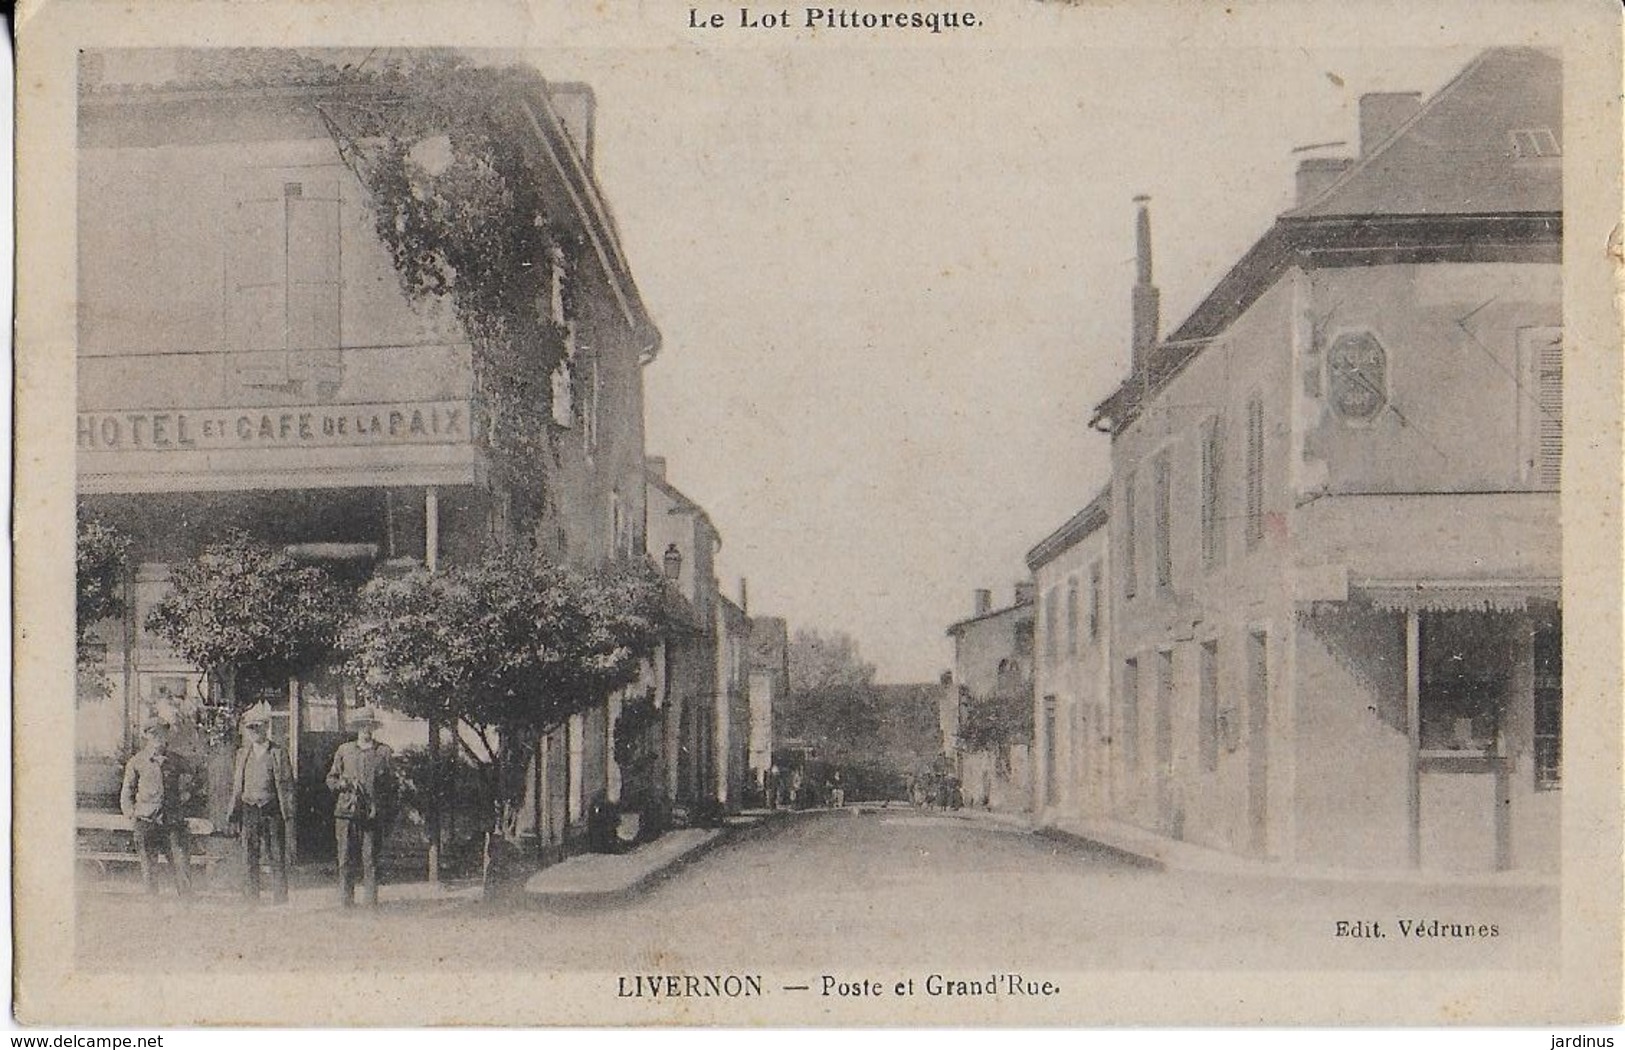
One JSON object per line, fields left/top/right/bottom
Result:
{"left": 1025, "top": 485, "right": 1111, "bottom": 572}
{"left": 946, "top": 597, "right": 1035, "bottom": 637}
{"left": 1090, "top": 47, "right": 1562, "bottom": 436}
{"left": 1288, "top": 48, "right": 1560, "bottom": 219}
{"left": 645, "top": 467, "right": 720, "bottom": 547}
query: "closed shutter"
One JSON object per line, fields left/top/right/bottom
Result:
{"left": 1245, "top": 395, "right": 1264, "bottom": 548}
{"left": 1537, "top": 333, "right": 1563, "bottom": 488}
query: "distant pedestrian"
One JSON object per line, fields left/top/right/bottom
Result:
{"left": 830, "top": 771, "right": 845, "bottom": 809}
{"left": 327, "top": 707, "right": 395, "bottom": 908}
{"left": 228, "top": 702, "right": 294, "bottom": 904}
{"left": 119, "top": 718, "right": 197, "bottom": 897}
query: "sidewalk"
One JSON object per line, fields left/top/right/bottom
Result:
{"left": 1038, "top": 813, "right": 1561, "bottom": 890}
{"left": 523, "top": 813, "right": 776, "bottom": 904}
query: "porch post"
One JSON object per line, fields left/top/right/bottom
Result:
{"left": 288, "top": 676, "right": 301, "bottom": 863}
{"left": 1405, "top": 609, "right": 1422, "bottom": 869}
{"left": 426, "top": 485, "right": 442, "bottom": 886}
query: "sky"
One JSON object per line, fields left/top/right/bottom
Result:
{"left": 521, "top": 34, "right": 1514, "bottom": 682}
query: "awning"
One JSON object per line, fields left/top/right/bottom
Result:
{"left": 1352, "top": 578, "right": 1560, "bottom": 614}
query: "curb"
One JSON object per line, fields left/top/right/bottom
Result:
{"left": 1034, "top": 824, "right": 1167, "bottom": 872}
{"left": 525, "top": 814, "right": 789, "bottom": 908}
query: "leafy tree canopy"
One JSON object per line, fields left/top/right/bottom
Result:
{"left": 144, "top": 529, "right": 351, "bottom": 685}
{"left": 76, "top": 515, "right": 132, "bottom": 638}
{"left": 342, "top": 552, "right": 671, "bottom": 742}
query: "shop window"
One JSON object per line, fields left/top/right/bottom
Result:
{"left": 1418, "top": 612, "right": 1515, "bottom": 754}
{"left": 1533, "top": 615, "right": 1562, "bottom": 789}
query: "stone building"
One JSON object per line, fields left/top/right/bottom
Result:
{"left": 75, "top": 49, "right": 659, "bottom": 865}
{"left": 944, "top": 585, "right": 1035, "bottom": 811}
{"left": 1026, "top": 488, "right": 1111, "bottom": 825}
{"left": 1088, "top": 48, "right": 1561, "bottom": 872}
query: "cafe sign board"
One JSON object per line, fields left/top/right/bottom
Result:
{"left": 77, "top": 400, "right": 472, "bottom": 452}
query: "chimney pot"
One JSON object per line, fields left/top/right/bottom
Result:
{"left": 974, "top": 589, "right": 993, "bottom": 616}
{"left": 646, "top": 456, "right": 667, "bottom": 480}
{"left": 1359, "top": 92, "right": 1422, "bottom": 157}
{"left": 1014, "top": 581, "right": 1036, "bottom": 606}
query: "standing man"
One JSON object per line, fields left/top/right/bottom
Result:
{"left": 326, "top": 707, "right": 394, "bottom": 908}
{"left": 119, "top": 718, "right": 197, "bottom": 897}
{"left": 228, "top": 702, "right": 294, "bottom": 904}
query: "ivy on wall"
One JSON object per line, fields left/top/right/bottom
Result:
{"left": 314, "top": 52, "right": 586, "bottom": 529}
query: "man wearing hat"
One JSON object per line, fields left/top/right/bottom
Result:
{"left": 119, "top": 718, "right": 197, "bottom": 896}
{"left": 227, "top": 702, "right": 295, "bottom": 903}
{"left": 326, "top": 707, "right": 395, "bottom": 907}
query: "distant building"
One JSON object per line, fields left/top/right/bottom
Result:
{"left": 746, "top": 616, "right": 789, "bottom": 802}
{"left": 644, "top": 457, "right": 754, "bottom": 816}
{"left": 1089, "top": 49, "right": 1561, "bottom": 872}
{"left": 1026, "top": 488, "right": 1111, "bottom": 824}
{"left": 944, "top": 584, "right": 1035, "bottom": 811}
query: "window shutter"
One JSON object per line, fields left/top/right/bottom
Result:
{"left": 1537, "top": 333, "right": 1563, "bottom": 488}
{"left": 1122, "top": 472, "right": 1138, "bottom": 598}
{"left": 1245, "top": 396, "right": 1264, "bottom": 549}
{"left": 1154, "top": 453, "right": 1172, "bottom": 587}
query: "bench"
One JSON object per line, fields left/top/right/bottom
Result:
{"left": 76, "top": 810, "right": 221, "bottom": 879}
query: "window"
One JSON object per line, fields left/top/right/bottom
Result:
{"left": 1245, "top": 395, "right": 1265, "bottom": 550}
{"left": 1509, "top": 128, "right": 1561, "bottom": 159}
{"left": 1155, "top": 649, "right": 1175, "bottom": 777}
{"left": 1198, "top": 641, "right": 1219, "bottom": 772}
{"left": 1533, "top": 614, "right": 1562, "bottom": 789}
{"left": 1328, "top": 331, "right": 1387, "bottom": 422}
{"left": 1122, "top": 471, "right": 1138, "bottom": 598}
{"left": 1044, "top": 587, "right": 1060, "bottom": 664}
{"left": 1121, "top": 658, "right": 1140, "bottom": 772}
{"left": 1518, "top": 327, "right": 1563, "bottom": 489}
{"left": 1201, "top": 416, "right": 1224, "bottom": 569}
{"left": 1088, "top": 562, "right": 1102, "bottom": 643}
{"left": 1043, "top": 696, "right": 1059, "bottom": 806}
{"left": 1153, "top": 452, "right": 1172, "bottom": 587}
{"left": 226, "top": 168, "right": 342, "bottom": 357}
{"left": 1066, "top": 579, "right": 1079, "bottom": 657}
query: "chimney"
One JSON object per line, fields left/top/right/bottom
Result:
{"left": 1131, "top": 196, "right": 1160, "bottom": 374}
{"left": 646, "top": 456, "right": 667, "bottom": 480}
{"left": 973, "top": 589, "right": 993, "bottom": 617}
{"left": 1359, "top": 92, "right": 1422, "bottom": 156}
{"left": 1014, "top": 580, "right": 1036, "bottom": 606}
{"left": 1295, "top": 156, "right": 1354, "bottom": 206}
{"left": 546, "top": 83, "right": 597, "bottom": 170}
{"left": 739, "top": 577, "right": 749, "bottom": 615}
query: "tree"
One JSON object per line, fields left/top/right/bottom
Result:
{"left": 76, "top": 515, "right": 132, "bottom": 641}
{"left": 145, "top": 530, "right": 351, "bottom": 707}
{"left": 341, "top": 551, "right": 671, "bottom": 840}
{"left": 788, "top": 628, "right": 877, "bottom": 693}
